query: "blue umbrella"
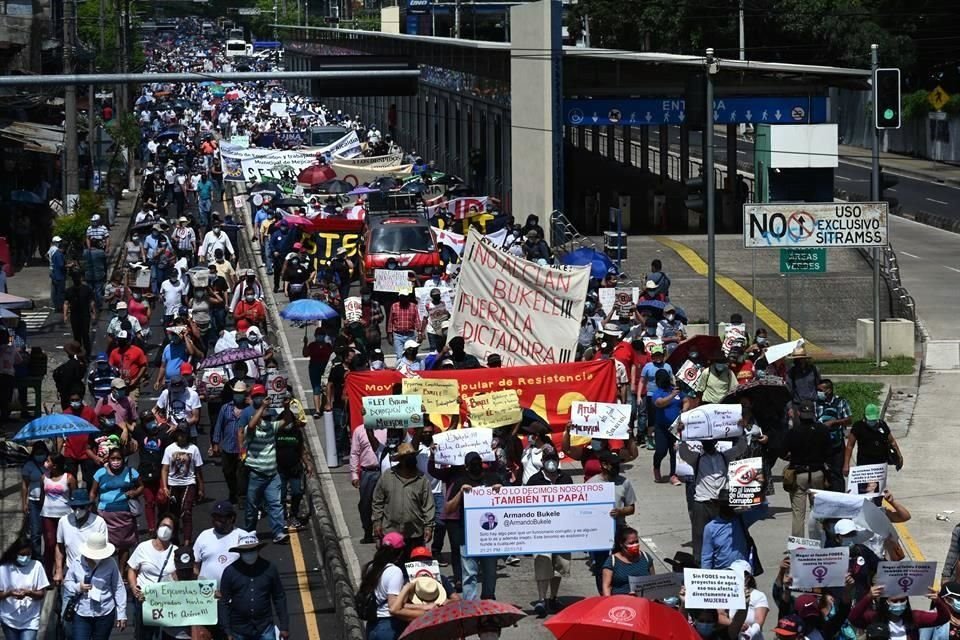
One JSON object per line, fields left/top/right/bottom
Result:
{"left": 13, "top": 414, "right": 99, "bottom": 442}
{"left": 280, "top": 299, "right": 338, "bottom": 322}
{"left": 560, "top": 247, "right": 615, "bottom": 280}
{"left": 637, "top": 299, "right": 668, "bottom": 318}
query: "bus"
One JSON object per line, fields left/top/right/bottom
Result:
{"left": 225, "top": 29, "right": 253, "bottom": 58}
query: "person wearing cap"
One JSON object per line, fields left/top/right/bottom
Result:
{"left": 96, "top": 378, "right": 138, "bottom": 441}
{"left": 387, "top": 289, "right": 422, "bottom": 360}
{"left": 49, "top": 235, "right": 68, "bottom": 311}
{"left": 656, "top": 304, "right": 686, "bottom": 349}
{"left": 694, "top": 349, "right": 739, "bottom": 405}
{"left": 106, "top": 300, "right": 144, "bottom": 344}
{"left": 160, "top": 422, "right": 205, "bottom": 546}
{"left": 525, "top": 450, "right": 572, "bottom": 615}
{"left": 771, "top": 614, "right": 807, "bottom": 639}
{"left": 786, "top": 346, "right": 821, "bottom": 406}
{"left": 639, "top": 343, "right": 673, "bottom": 448}
{"left": 239, "top": 385, "right": 289, "bottom": 544}
{"left": 172, "top": 215, "right": 198, "bottom": 264}
{"left": 86, "top": 353, "right": 119, "bottom": 401}
{"left": 194, "top": 500, "right": 250, "bottom": 591}
{"left": 84, "top": 213, "right": 110, "bottom": 252}
{"left": 355, "top": 531, "right": 419, "bottom": 637}
{"left": 781, "top": 399, "right": 831, "bottom": 536}
{"left": 395, "top": 339, "right": 423, "bottom": 378}
{"left": 108, "top": 330, "right": 147, "bottom": 402}
{"left": 154, "top": 324, "right": 200, "bottom": 392}
{"left": 521, "top": 229, "right": 551, "bottom": 262}
{"left": 219, "top": 534, "right": 289, "bottom": 640}
{"left": 328, "top": 246, "right": 352, "bottom": 301}
{"left": 53, "top": 489, "right": 107, "bottom": 585}
{"left": 199, "top": 221, "right": 235, "bottom": 265}
{"left": 154, "top": 373, "right": 202, "bottom": 439}
{"left": 815, "top": 379, "right": 852, "bottom": 492}
{"left": 372, "top": 443, "right": 434, "bottom": 550}
{"left": 63, "top": 530, "right": 127, "bottom": 636}
{"left": 212, "top": 380, "right": 250, "bottom": 505}
{"left": 638, "top": 279, "right": 667, "bottom": 303}
{"left": 844, "top": 402, "right": 903, "bottom": 480}
{"left": 850, "top": 582, "right": 949, "bottom": 640}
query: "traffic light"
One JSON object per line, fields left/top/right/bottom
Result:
{"left": 685, "top": 176, "right": 705, "bottom": 213}
{"left": 874, "top": 68, "right": 901, "bottom": 129}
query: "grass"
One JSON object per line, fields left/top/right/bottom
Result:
{"left": 834, "top": 382, "right": 885, "bottom": 420}
{"left": 816, "top": 356, "right": 915, "bottom": 376}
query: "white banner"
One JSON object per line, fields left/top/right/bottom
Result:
{"left": 333, "top": 151, "right": 405, "bottom": 167}
{"left": 404, "top": 560, "right": 441, "bottom": 581}
{"left": 435, "top": 228, "right": 508, "bottom": 257}
{"left": 875, "top": 561, "right": 937, "bottom": 597}
{"left": 743, "top": 202, "right": 888, "bottom": 248}
{"left": 811, "top": 490, "right": 865, "bottom": 520}
{"left": 464, "top": 483, "right": 615, "bottom": 556}
{"left": 449, "top": 229, "right": 590, "bottom": 366}
{"left": 432, "top": 428, "right": 494, "bottom": 466}
{"left": 569, "top": 401, "right": 632, "bottom": 440}
{"left": 786, "top": 536, "right": 822, "bottom": 551}
{"left": 789, "top": 547, "right": 849, "bottom": 589}
{"left": 220, "top": 131, "right": 361, "bottom": 182}
{"left": 683, "top": 569, "right": 746, "bottom": 610}
{"left": 680, "top": 404, "right": 743, "bottom": 440}
{"left": 330, "top": 160, "right": 413, "bottom": 186}
{"left": 846, "top": 464, "right": 887, "bottom": 498}
{"left": 374, "top": 269, "right": 412, "bottom": 293}
{"left": 676, "top": 441, "right": 732, "bottom": 478}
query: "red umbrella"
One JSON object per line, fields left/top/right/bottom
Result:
{"left": 544, "top": 596, "right": 697, "bottom": 640}
{"left": 398, "top": 599, "right": 525, "bottom": 640}
{"left": 666, "top": 335, "right": 722, "bottom": 369}
{"left": 282, "top": 214, "right": 313, "bottom": 227}
{"left": 297, "top": 163, "right": 336, "bottom": 187}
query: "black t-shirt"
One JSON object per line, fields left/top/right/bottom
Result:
{"left": 329, "top": 362, "right": 346, "bottom": 408}
{"left": 452, "top": 353, "right": 481, "bottom": 369}
{"left": 850, "top": 419, "right": 891, "bottom": 465}
{"left": 64, "top": 284, "right": 95, "bottom": 315}
{"left": 285, "top": 265, "right": 310, "bottom": 285}
{"left": 135, "top": 427, "right": 172, "bottom": 479}
{"left": 275, "top": 423, "right": 304, "bottom": 473}
{"left": 447, "top": 469, "right": 505, "bottom": 521}
{"left": 526, "top": 470, "right": 573, "bottom": 486}
{"left": 210, "top": 276, "right": 228, "bottom": 309}
{"left": 784, "top": 420, "right": 831, "bottom": 467}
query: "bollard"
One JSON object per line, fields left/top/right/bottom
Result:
{"left": 323, "top": 410, "right": 339, "bottom": 469}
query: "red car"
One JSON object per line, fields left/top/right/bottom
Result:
{"left": 363, "top": 217, "right": 442, "bottom": 284}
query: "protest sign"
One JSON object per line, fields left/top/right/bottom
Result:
{"left": 790, "top": 547, "right": 849, "bottom": 589}
{"left": 362, "top": 395, "right": 423, "bottom": 429}
{"left": 405, "top": 560, "right": 441, "bottom": 581}
{"left": 683, "top": 569, "right": 747, "bottom": 609}
{"left": 675, "top": 441, "right": 733, "bottom": 478}
{"left": 680, "top": 404, "right": 743, "bottom": 440}
{"left": 727, "top": 457, "right": 764, "bottom": 507}
{"left": 403, "top": 378, "right": 460, "bottom": 414}
{"left": 629, "top": 573, "right": 684, "bottom": 600}
{"left": 598, "top": 288, "right": 639, "bottom": 314}
{"left": 676, "top": 360, "right": 704, "bottom": 389}
{"left": 463, "top": 483, "right": 615, "bottom": 556}
{"left": 569, "top": 401, "right": 632, "bottom": 439}
{"left": 220, "top": 131, "right": 361, "bottom": 182}
{"left": 466, "top": 390, "right": 522, "bottom": 429}
{"left": 432, "top": 428, "right": 495, "bottom": 465}
{"left": 344, "top": 297, "right": 362, "bottom": 323}
{"left": 811, "top": 490, "right": 864, "bottom": 520}
{"left": 265, "top": 369, "right": 288, "bottom": 414}
{"left": 786, "top": 536, "right": 823, "bottom": 551}
{"left": 142, "top": 580, "right": 217, "bottom": 627}
{"left": 270, "top": 102, "right": 288, "bottom": 116}
{"left": 764, "top": 339, "right": 804, "bottom": 365}
{"left": 875, "top": 561, "right": 938, "bottom": 596}
{"left": 846, "top": 464, "right": 887, "bottom": 498}
{"left": 415, "top": 286, "right": 453, "bottom": 319}
{"left": 374, "top": 269, "right": 413, "bottom": 293}
{"left": 345, "top": 359, "right": 618, "bottom": 433}
{"left": 449, "top": 229, "right": 590, "bottom": 366}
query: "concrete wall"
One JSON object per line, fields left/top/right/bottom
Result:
{"left": 856, "top": 318, "right": 916, "bottom": 359}
{"left": 380, "top": 6, "right": 401, "bottom": 34}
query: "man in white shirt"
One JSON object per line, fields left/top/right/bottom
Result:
{"left": 54, "top": 490, "right": 108, "bottom": 583}
{"left": 198, "top": 223, "right": 235, "bottom": 264}
{"left": 193, "top": 501, "right": 249, "bottom": 586}
{"left": 154, "top": 373, "right": 202, "bottom": 437}
{"left": 160, "top": 270, "right": 186, "bottom": 323}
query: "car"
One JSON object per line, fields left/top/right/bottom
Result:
{"left": 363, "top": 217, "right": 441, "bottom": 285}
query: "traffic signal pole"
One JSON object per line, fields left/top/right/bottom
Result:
{"left": 63, "top": 0, "right": 79, "bottom": 214}
{"left": 871, "top": 43, "right": 882, "bottom": 366}
{"left": 705, "top": 48, "right": 717, "bottom": 335}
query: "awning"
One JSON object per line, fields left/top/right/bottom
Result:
{"left": 0, "top": 121, "right": 63, "bottom": 154}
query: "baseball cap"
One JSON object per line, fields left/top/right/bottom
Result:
{"left": 52, "top": 235, "right": 62, "bottom": 242}
{"left": 210, "top": 500, "right": 236, "bottom": 517}
{"left": 650, "top": 344, "right": 665, "bottom": 355}
{"left": 774, "top": 615, "right": 803, "bottom": 637}
{"left": 834, "top": 518, "right": 860, "bottom": 536}
{"left": 169, "top": 374, "right": 185, "bottom": 387}
{"left": 403, "top": 339, "right": 420, "bottom": 350}
{"left": 381, "top": 532, "right": 405, "bottom": 549}
{"left": 116, "top": 301, "right": 128, "bottom": 310}
{"left": 91, "top": 214, "right": 101, "bottom": 222}
{"left": 797, "top": 399, "right": 817, "bottom": 419}
{"left": 864, "top": 404, "right": 881, "bottom": 421}
{"left": 794, "top": 593, "right": 820, "bottom": 619}
{"left": 110, "top": 378, "right": 126, "bottom": 390}
{"left": 251, "top": 384, "right": 267, "bottom": 397}
{"left": 179, "top": 362, "right": 194, "bottom": 376}
{"left": 95, "top": 352, "right": 108, "bottom": 362}
{"left": 409, "top": 546, "right": 432, "bottom": 561}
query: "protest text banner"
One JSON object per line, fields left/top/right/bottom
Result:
{"left": 789, "top": 548, "right": 850, "bottom": 589}
{"left": 303, "top": 219, "right": 364, "bottom": 260}
{"left": 727, "top": 457, "right": 764, "bottom": 507}
{"left": 143, "top": 580, "right": 217, "bottom": 627}
{"left": 846, "top": 464, "right": 887, "bottom": 498}
{"left": 786, "top": 536, "right": 823, "bottom": 551}
{"left": 344, "top": 297, "right": 362, "bottom": 323}
{"left": 569, "top": 401, "right": 632, "bottom": 439}
{"left": 220, "top": 131, "right": 361, "bottom": 182}
{"left": 466, "top": 390, "right": 522, "bottom": 429}
{"left": 449, "top": 229, "right": 590, "bottom": 367}
{"left": 374, "top": 269, "right": 413, "bottom": 293}
{"left": 402, "top": 378, "right": 460, "bottom": 414}
{"left": 629, "top": 573, "right": 684, "bottom": 600}
{"left": 344, "top": 359, "right": 617, "bottom": 433}
{"left": 875, "top": 561, "right": 938, "bottom": 596}
{"left": 683, "top": 569, "right": 747, "bottom": 609}
{"left": 680, "top": 404, "right": 744, "bottom": 440}
{"left": 431, "top": 428, "right": 495, "bottom": 465}
{"left": 811, "top": 490, "right": 865, "bottom": 520}
{"left": 362, "top": 395, "right": 423, "bottom": 429}
{"left": 464, "top": 483, "right": 615, "bottom": 556}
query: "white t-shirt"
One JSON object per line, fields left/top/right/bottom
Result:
{"left": 730, "top": 589, "right": 770, "bottom": 640}
{"left": 374, "top": 564, "right": 404, "bottom": 618}
{"left": 160, "top": 280, "right": 185, "bottom": 317}
{"left": 0, "top": 560, "right": 50, "bottom": 630}
{"left": 156, "top": 388, "right": 201, "bottom": 425}
{"left": 193, "top": 527, "right": 250, "bottom": 586}
{"left": 161, "top": 443, "right": 203, "bottom": 487}
{"left": 56, "top": 513, "right": 108, "bottom": 569}
{"left": 127, "top": 541, "right": 177, "bottom": 588}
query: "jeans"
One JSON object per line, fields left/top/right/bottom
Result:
{"left": 170, "top": 484, "right": 197, "bottom": 544}
{"left": 460, "top": 546, "right": 497, "bottom": 600}
{"left": 392, "top": 332, "right": 414, "bottom": 360}
{"left": 26, "top": 501, "right": 41, "bottom": 559}
{"left": 427, "top": 333, "right": 444, "bottom": 352}
{"left": 653, "top": 422, "right": 677, "bottom": 477}
{"left": 430, "top": 493, "right": 446, "bottom": 555}
{"left": 149, "top": 264, "right": 164, "bottom": 295}
{"left": 245, "top": 469, "right": 285, "bottom": 537}
{"left": 279, "top": 471, "right": 304, "bottom": 520}
{"left": 198, "top": 198, "right": 212, "bottom": 227}
{"left": 365, "top": 617, "right": 404, "bottom": 640}
{"left": 221, "top": 452, "right": 242, "bottom": 504}
{"left": 358, "top": 468, "right": 380, "bottom": 538}
{"left": 233, "top": 627, "right": 275, "bottom": 640}
{"left": 51, "top": 278, "right": 66, "bottom": 311}
{"left": 1, "top": 627, "right": 37, "bottom": 640}
{"left": 72, "top": 610, "right": 116, "bottom": 640}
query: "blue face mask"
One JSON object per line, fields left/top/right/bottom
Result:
{"left": 950, "top": 599, "right": 960, "bottom": 614}
{"left": 888, "top": 602, "right": 908, "bottom": 616}
{"left": 694, "top": 622, "right": 715, "bottom": 638}
{"left": 663, "top": 596, "right": 680, "bottom": 609}
{"left": 817, "top": 391, "right": 826, "bottom": 401}
{"left": 15, "top": 555, "right": 30, "bottom": 567}
{"left": 824, "top": 602, "right": 837, "bottom": 621}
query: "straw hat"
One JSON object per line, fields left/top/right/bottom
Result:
{"left": 80, "top": 532, "right": 116, "bottom": 561}
{"left": 788, "top": 346, "right": 810, "bottom": 359}
{"left": 410, "top": 576, "right": 447, "bottom": 606}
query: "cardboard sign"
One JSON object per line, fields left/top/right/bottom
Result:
{"left": 466, "top": 390, "right": 521, "bottom": 429}
{"left": 811, "top": 490, "right": 865, "bottom": 520}
{"left": 786, "top": 536, "right": 823, "bottom": 551}
{"left": 405, "top": 560, "right": 441, "bottom": 581}
{"left": 727, "top": 457, "right": 764, "bottom": 507}
{"left": 142, "top": 580, "right": 218, "bottom": 627}
{"left": 569, "top": 401, "right": 632, "bottom": 439}
{"left": 683, "top": 569, "right": 747, "bottom": 610}
{"left": 344, "top": 297, "right": 362, "bottom": 323}
{"left": 402, "top": 378, "right": 460, "bottom": 415}
{"left": 362, "top": 395, "right": 423, "bottom": 429}
{"left": 432, "top": 428, "right": 495, "bottom": 466}
{"left": 789, "top": 547, "right": 849, "bottom": 589}
{"left": 676, "top": 360, "right": 703, "bottom": 389}
{"left": 374, "top": 269, "right": 413, "bottom": 293}
{"left": 680, "top": 404, "right": 744, "bottom": 441}
{"left": 629, "top": 573, "right": 684, "bottom": 600}
{"left": 846, "top": 464, "right": 887, "bottom": 498}
{"left": 875, "top": 561, "right": 938, "bottom": 597}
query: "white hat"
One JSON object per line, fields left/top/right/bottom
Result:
{"left": 834, "top": 519, "right": 860, "bottom": 536}
{"left": 116, "top": 301, "right": 128, "bottom": 310}
{"left": 645, "top": 280, "right": 657, "bottom": 289}
{"left": 410, "top": 576, "right": 447, "bottom": 606}
{"left": 52, "top": 235, "right": 62, "bottom": 243}
{"left": 403, "top": 339, "right": 420, "bottom": 350}
{"left": 91, "top": 214, "right": 101, "bottom": 222}
{"left": 729, "top": 559, "right": 753, "bottom": 576}
{"left": 80, "top": 531, "right": 115, "bottom": 561}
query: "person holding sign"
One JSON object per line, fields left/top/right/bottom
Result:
{"left": 601, "top": 527, "right": 654, "bottom": 596}
{"left": 920, "top": 582, "right": 960, "bottom": 640}
{"left": 848, "top": 584, "right": 948, "bottom": 640}
{"left": 525, "top": 451, "right": 573, "bottom": 617}
{"left": 651, "top": 369, "right": 683, "bottom": 485}
{"left": 386, "top": 291, "right": 421, "bottom": 360}
{"left": 588, "top": 451, "right": 637, "bottom": 591}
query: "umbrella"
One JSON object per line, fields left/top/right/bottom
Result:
{"left": 561, "top": 247, "right": 615, "bottom": 280}
{"left": 199, "top": 347, "right": 262, "bottom": 369}
{"left": 155, "top": 130, "right": 182, "bottom": 141}
{"left": 399, "top": 599, "right": 525, "bottom": 640}
{"left": 0, "top": 293, "right": 32, "bottom": 310}
{"left": 666, "top": 334, "right": 722, "bottom": 369}
{"left": 721, "top": 377, "right": 792, "bottom": 418}
{"left": 637, "top": 299, "right": 668, "bottom": 318}
{"left": 274, "top": 197, "right": 306, "bottom": 208}
{"left": 135, "top": 95, "right": 155, "bottom": 106}
{"left": 209, "top": 85, "right": 226, "bottom": 97}
{"left": 165, "top": 124, "right": 188, "bottom": 133}
{"left": 401, "top": 181, "right": 428, "bottom": 194}
{"left": 13, "top": 414, "right": 99, "bottom": 442}
{"left": 316, "top": 179, "right": 354, "bottom": 194}
{"left": 297, "top": 164, "right": 337, "bottom": 187}
{"left": 168, "top": 142, "right": 187, "bottom": 156}
{"left": 279, "top": 299, "right": 338, "bottom": 322}
{"left": 431, "top": 174, "right": 463, "bottom": 186}
{"left": 282, "top": 214, "right": 313, "bottom": 227}
{"left": 9, "top": 190, "right": 43, "bottom": 205}
{"left": 370, "top": 176, "right": 402, "bottom": 191}
{"left": 544, "top": 596, "right": 697, "bottom": 640}
{"left": 225, "top": 90, "right": 241, "bottom": 101}
{"left": 348, "top": 186, "right": 378, "bottom": 196}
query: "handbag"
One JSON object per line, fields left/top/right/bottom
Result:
{"left": 782, "top": 467, "right": 798, "bottom": 492}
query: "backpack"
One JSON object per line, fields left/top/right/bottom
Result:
{"left": 354, "top": 588, "right": 379, "bottom": 624}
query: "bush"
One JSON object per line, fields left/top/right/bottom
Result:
{"left": 901, "top": 90, "right": 930, "bottom": 121}
{"left": 53, "top": 190, "right": 103, "bottom": 259}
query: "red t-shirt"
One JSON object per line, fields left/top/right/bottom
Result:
{"left": 63, "top": 405, "right": 99, "bottom": 461}
{"left": 732, "top": 360, "right": 756, "bottom": 385}
{"left": 109, "top": 345, "right": 147, "bottom": 385}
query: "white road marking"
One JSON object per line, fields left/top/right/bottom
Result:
{"left": 945, "top": 266, "right": 960, "bottom": 274}
{"left": 900, "top": 252, "right": 922, "bottom": 259}
{"left": 836, "top": 175, "right": 852, "bottom": 182}
{"left": 926, "top": 197, "right": 950, "bottom": 205}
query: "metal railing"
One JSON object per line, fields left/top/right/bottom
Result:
{"left": 858, "top": 244, "right": 925, "bottom": 342}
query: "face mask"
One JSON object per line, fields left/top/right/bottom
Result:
{"left": 214, "top": 229, "right": 221, "bottom": 236}
{"left": 33, "top": 454, "right": 47, "bottom": 465}
{"left": 118, "top": 311, "right": 128, "bottom": 319}
{"left": 817, "top": 391, "right": 826, "bottom": 401}
{"left": 757, "top": 337, "right": 768, "bottom": 345}
{"left": 132, "top": 293, "right": 142, "bottom": 301}
{"left": 663, "top": 596, "right": 680, "bottom": 609}
{"left": 73, "top": 507, "right": 90, "bottom": 522}
{"left": 70, "top": 401, "right": 82, "bottom": 410}
{"left": 695, "top": 622, "right": 715, "bottom": 638}
{"left": 950, "top": 599, "right": 960, "bottom": 614}
{"left": 544, "top": 460, "right": 559, "bottom": 474}
{"left": 420, "top": 434, "right": 433, "bottom": 446}
{"left": 866, "top": 419, "right": 878, "bottom": 427}
{"left": 109, "top": 459, "right": 123, "bottom": 471}
{"left": 245, "top": 295, "right": 255, "bottom": 303}
{"left": 665, "top": 313, "right": 675, "bottom": 321}
{"left": 252, "top": 398, "right": 264, "bottom": 408}
{"left": 239, "top": 551, "right": 258, "bottom": 564}
{"left": 713, "top": 363, "right": 728, "bottom": 373}
{"left": 157, "top": 525, "right": 173, "bottom": 542}
{"left": 233, "top": 394, "right": 247, "bottom": 405}
{"left": 431, "top": 295, "right": 440, "bottom": 303}
{"left": 824, "top": 602, "right": 837, "bottom": 621}
{"left": 888, "top": 602, "right": 907, "bottom": 616}
{"left": 113, "top": 389, "right": 127, "bottom": 400}
{"left": 402, "top": 456, "right": 418, "bottom": 469}
{"left": 15, "top": 555, "right": 30, "bottom": 567}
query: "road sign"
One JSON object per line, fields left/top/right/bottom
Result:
{"left": 563, "top": 96, "right": 827, "bottom": 127}
{"left": 780, "top": 248, "right": 826, "bottom": 273}
{"left": 743, "top": 202, "right": 888, "bottom": 249}
{"left": 237, "top": 7, "right": 261, "bottom": 14}
{"left": 928, "top": 85, "right": 951, "bottom": 111}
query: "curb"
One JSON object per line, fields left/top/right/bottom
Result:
{"left": 839, "top": 156, "right": 960, "bottom": 188}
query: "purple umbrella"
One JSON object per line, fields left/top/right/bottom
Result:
{"left": 347, "top": 186, "right": 377, "bottom": 195}
{"left": 199, "top": 348, "right": 261, "bottom": 369}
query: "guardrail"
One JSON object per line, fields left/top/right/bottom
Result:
{"left": 857, "top": 244, "right": 925, "bottom": 342}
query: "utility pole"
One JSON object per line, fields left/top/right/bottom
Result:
{"left": 63, "top": 0, "right": 79, "bottom": 213}
{"left": 454, "top": 0, "right": 461, "bottom": 38}
{"left": 870, "top": 43, "right": 882, "bottom": 366}
{"left": 738, "top": 0, "right": 745, "bottom": 60}
{"left": 705, "top": 48, "right": 717, "bottom": 334}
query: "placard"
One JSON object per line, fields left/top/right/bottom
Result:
{"left": 683, "top": 569, "right": 747, "bottom": 609}
{"left": 374, "top": 269, "right": 413, "bottom": 293}
{"left": 142, "top": 580, "right": 218, "bottom": 627}
{"left": 675, "top": 440, "right": 733, "bottom": 478}
{"left": 569, "top": 401, "right": 632, "bottom": 439}
{"left": 727, "top": 457, "right": 764, "bottom": 507}
{"left": 846, "top": 464, "right": 887, "bottom": 498}
{"left": 786, "top": 536, "right": 823, "bottom": 551}
{"left": 344, "top": 296, "right": 362, "bottom": 323}
{"left": 233, "top": 195, "right": 246, "bottom": 210}
{"left": 811, "top": 490, "right": 865, "bottom": 520}
{"left": 415, "top": 286, "right": 453, "bottom": 321}
{"left": 629, "top": 573, "right": 683, "bottom": 600}
{"left": 463, "top": 483, "right": 615, "bottom": 556}
{"left": 362, "top": 394, "right": 423, "bottom": 429}
{"left": 402, "top": 378, "right": 460, "bottom": 414}
{"left": 676, "top": 360, "right": 703, "bottom": 389}
{"left": 875, "top": 561, "right": 937, "bottom": 596}
{"left": 432, "top": 428, "right": 495, "bottom": 466}
{"left": 405, "top": 560, "right": 441, "bottom": 581}
{"left": 680, "top": 404, "right": 743, "bottom": 441}
{"left": 466, "top": 390, "right": 521, "bottom": 429}
{"left": 789, "top": 547, "right": 849, "bottom": 589}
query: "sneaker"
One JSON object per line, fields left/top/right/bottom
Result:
{"left": 273, "top": 532, "right": 289, "bottom": 544}
{"left": 653, "top": 468, "right": 663, "bottom": 483}
{"left": 547, "top": 598, "right": 563, "bottom": 613}
{"left": 506, "top": 555, "right": 520, "bottom": 566}
{"left": 645, "top": 435, "right": 655, "bottom": 450}
{"left": 534, "top": 600, "right": 547, "bottom": 618}
{"left": 670, "top": 475, "right": 682, "bottom": 486}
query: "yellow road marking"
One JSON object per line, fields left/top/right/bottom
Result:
{"left": 892, "top": 519, "right": 926, "bottom": 562}
{"left": 290, "top": 531, "right": 321, "bottom": 639}
{"left": 653, "top": 236, "right": 822, "bottom": 353}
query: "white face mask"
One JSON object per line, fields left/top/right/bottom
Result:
{"left": 157, "top": 525, "right": 173, "bottom": 542}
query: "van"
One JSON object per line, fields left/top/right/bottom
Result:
{"left": 363, "top": 217, "right": 441, "bottom": 284}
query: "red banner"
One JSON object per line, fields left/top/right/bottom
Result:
{"left": 345, "top": 360, "right": 617, "bottom": 433}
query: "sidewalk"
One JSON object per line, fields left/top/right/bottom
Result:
{"left": 838, "top": 143, "right": 960, "bottom": 187}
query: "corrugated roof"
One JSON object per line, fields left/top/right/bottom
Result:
{"left": 0, "top": 121, "right": 63, "bottom": 154}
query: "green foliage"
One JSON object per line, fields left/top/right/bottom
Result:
{"left": 816, "top": 356, "right": 915, "bottom": 375}
{"left": 833, "top": 382, "right": 884, "bottom": 421}
{"left": 902, "top": 90, "right": 931, "bottom": 121}
{"left": 78, "top": 0, "right": 147, "bottom": 72}
{"left": 53, "top": 191, "right": 102, "bottom": 258}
